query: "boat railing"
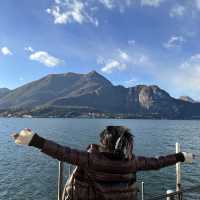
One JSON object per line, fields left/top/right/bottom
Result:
{"left": 57, "top": 143, "right": 199, "bottom": 200}
{"left": 145, "top": 185, "right": 200, "bottom": 200}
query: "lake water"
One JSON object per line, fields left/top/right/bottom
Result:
{"left": 0, "top": 118, "right": 199, "bottom": 200}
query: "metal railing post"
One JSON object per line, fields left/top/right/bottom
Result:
{"left": 176, "top": 143, "right": 182, "bottom": 200}
{"left": 69, "top": 164, "right": 72, "bottom": 177}
{"left": 141, "top": 182, "right": 144, "bottom": 200}
{"left": 166, "top": 190, "right": 174, "bottom": 200}
{"left": 58, "top": 161, "right": 64, "bottom": 200}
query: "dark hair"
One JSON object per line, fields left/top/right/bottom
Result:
{"left": 100, "top": 126, "right": 134, "bottom": 159}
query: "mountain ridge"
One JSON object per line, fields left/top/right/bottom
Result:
{"left": 0, "top": 71, "right": 200, "bottom": 119}
{"left": 179, "top": 96, "right": 196, "bottom": 103}
{"left": 0, "top": 88, "right": 11, "bottom": 99}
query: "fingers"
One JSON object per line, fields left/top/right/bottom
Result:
{"left": 12, "top": 133, "right": 19, "bottom": 140}
{"left": 11, "top": 133, "right": 22, "bottom": 145}
{"left": 24, "top": 128, "right": 32, "bottom": 132}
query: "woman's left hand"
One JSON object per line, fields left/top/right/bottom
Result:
{"left": 12, "top": 128, "right": 34, "bottom": 145}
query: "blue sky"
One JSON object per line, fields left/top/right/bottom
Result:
{"left": 1, "top": 0, "right": 200, "bottom": 100}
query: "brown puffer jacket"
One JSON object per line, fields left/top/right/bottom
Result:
{"left": 30, "top": 135, "right": 185, "bottom": 200}
{"left": 62, "top": 144, "right": 139, "bottom": 200}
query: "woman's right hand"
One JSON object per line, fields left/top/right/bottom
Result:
{"left": 182, "top": 152, "right": 195, "bottom": 164}
{"left": 12, "top": 128, "right": 34, "bottom": 145}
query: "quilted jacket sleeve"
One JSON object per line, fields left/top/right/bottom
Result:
{"left": 29, "top": 134, "right": 89, "bottom": 167}
{"left": 135, "top": 153, "right": 185, "bottom": 171}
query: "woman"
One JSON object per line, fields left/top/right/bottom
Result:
{"left": 12, "top": 126, "right": 194, "bottom": 200}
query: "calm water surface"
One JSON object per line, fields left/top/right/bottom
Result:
{"left": 0, "top": 118, "right": 199, "bottom": 200}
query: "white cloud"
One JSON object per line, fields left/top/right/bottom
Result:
{"left": 24, "top": 46, "right": 34, "bottom": 53}
{"left": 47, "top": 0, "right": 169, "bottom": 27}
{"left": 128, "top": 40, "right": 136, "bottom": 46}
{"left": 99, "top": 0, "right": 114, "bottom": 9}
{"left": 180, "top": 54, "right": 200, "bottom": 69}
{"left": 138, "top": 55, "right": 149, "bottom": 64}
{"left": 191, "top": 54, "right": 200, "bottom": 61}
{"left": 55, "top": 0, "right": 62, "bottom": 4}
{"left": 170, "top": 4, "right": 185, "bottom": 17}
{"left": 46, "top": 0, "right": 98, "bottom": 26}
{"left": 97, "top": 56, "right": 105, "bottom": 65}
{"left": 1, "top": 47, "right": 13, "bottom": 56}
{"left": 195, "top": 0, "right": 200, "bottom": 10}
{"left": 101, "top": 60, "right": 127, "bottom": 74}
{"left": 141, "top": 0, "right": 164, "bottom": 7}
{"left": 99, "top": 48, "right": 151, "bottom": 74}
{"left": 99, "top": 49, "right": 129, "bottom": 73}
{"left": 118, "top": 49, "right": 129, "bottom": 61}
{"left": 172, "top": 54, "right": 200, "bottom": 97}
{"left": 29, "top": 51, "right": 63, "bottom": 67}
{"left": 124, "top": 78, "right": 138, "bottom": 87}
{"left": 99, "top": 0, "right": 135, "bottom": 11}
{"left": 163, "top": 36, "right": 186, "bottom": 49}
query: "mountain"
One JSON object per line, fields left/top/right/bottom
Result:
{"left": 179, "top": 96, "right": 196, "bottom": 103}
{"left": 0, "top": 71, "right": 112, "bottom": 110}
{"left": 0, "top": 88, "right": 11, "bottom": 99}
{"left": 0, "top": 71, "right": 200, "bottom": 119}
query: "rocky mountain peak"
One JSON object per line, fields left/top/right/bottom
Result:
{"left": 84, "top": 71, "right": 113, "bottom": 87}
{"left": 132, "top": 85, "right": 171, "bottom": 109}
{"left": 180, "top": 96, "right": 196, "bottom": 103}
{"left": 87, "top": 70, "right": 99, "bottom": 76}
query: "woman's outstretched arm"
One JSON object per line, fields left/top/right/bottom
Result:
{"left": 13, "top": 129, "right": 89, "bottom": 167}
{"left": 135, "top": 152, "right": 194, "bottom": 171}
